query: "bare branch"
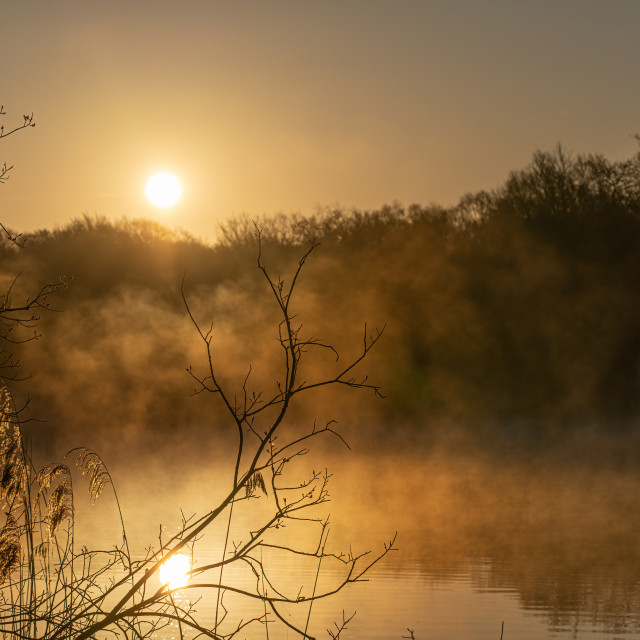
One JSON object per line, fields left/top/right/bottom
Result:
{"left": 1, "top": 230, "right": 390, "bottom": 640}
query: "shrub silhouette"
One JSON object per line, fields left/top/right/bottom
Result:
{"left": 0, "top": 235, "right": 394, "bottom": 639}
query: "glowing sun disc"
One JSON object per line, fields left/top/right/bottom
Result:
{"left": 159, "top": 554, "right": 191, "bottom": 590}
{"left": 146, "top": 172, "right": 182, "bottom": 208}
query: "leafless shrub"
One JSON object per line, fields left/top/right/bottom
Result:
{"left": 0, "top": 235, "right": 393, "bottom": 639}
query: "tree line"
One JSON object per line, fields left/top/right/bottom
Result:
{"left": 3, "top": 144, "right": 639, "bottom": 459}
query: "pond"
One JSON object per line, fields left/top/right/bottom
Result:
{"left": 76, "top": 451, "right": 640, "bottom": 640}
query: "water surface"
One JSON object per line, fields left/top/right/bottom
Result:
{"left": 77, "top": 452, "right": 640, "bottom": 639}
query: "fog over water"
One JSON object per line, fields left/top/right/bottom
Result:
{"left": 4, "top": 147, "right": 640, "bottom": 637}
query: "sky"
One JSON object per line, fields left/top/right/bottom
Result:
{"left": 1, "top": 0, "right": 639, "bottom": 242}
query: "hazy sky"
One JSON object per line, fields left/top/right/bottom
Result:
{"left": 2, "top": 1, "right": 639, "bottom": 241}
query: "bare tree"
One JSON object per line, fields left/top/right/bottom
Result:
{"left": 0, "top": 105, "right": 68, "bottom": 381}
{"left": 0, "top": 105, "right": 35, "bottom": 192}
{"left": 0, "top": 232, "right": 394, "bottom": 639}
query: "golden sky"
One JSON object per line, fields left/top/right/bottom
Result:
{"left": 2, "top": 1, "right": 639, "bottom": 241}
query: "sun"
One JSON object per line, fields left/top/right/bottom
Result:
{"left": 159, "top": 554, "right": 191, "bottom": 590}
{"left": 145, "top": 172, "right": 182, "bottom": 208}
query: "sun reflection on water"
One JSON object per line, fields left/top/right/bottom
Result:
{"left": 159, "top": 554, "right": 191, "bottom": 590}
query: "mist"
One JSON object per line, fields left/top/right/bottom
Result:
{"left": 2, "top": 145, "right": 640, "bottom": 634}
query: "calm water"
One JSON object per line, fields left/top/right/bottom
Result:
{"left": 148, "top": 546, "right": 640, "bottom": 640}
{"left": 76, "top": 456, "right": 640, "bottom": 640}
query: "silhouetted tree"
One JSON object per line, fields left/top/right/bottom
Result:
{"left": 0, "top": 233, "right": 393, "bottom": 639}
{"left": 0, "top": 106, "right": 67, "bottom": 380}
{"left": 2, "top": 142, "right": 639, "bottom": 451}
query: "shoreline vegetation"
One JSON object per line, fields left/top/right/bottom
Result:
{"left": 1, "top": 142, "right": 639, "bottom": 637}
{"left": 4, "top": 143, "right": 640, "bottom": 458}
